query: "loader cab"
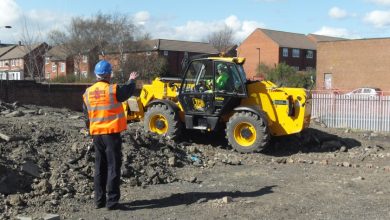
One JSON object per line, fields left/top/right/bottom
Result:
{"left": 178, "top": 58, "right": 248, "bottom": 130}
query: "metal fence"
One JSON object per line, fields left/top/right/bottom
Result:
{"left": 311, "top": 93, "right": 390, "bottom": 132}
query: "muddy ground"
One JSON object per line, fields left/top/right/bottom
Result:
{"left": 0, "top": 101, "right": 389, "bottom": 220}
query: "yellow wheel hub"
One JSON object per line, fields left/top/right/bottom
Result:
{"left": 149, "top": 114, "right": 168, "bottom": 134}
{"left": 233, "top": 122, "right": 256, "bottom": 147}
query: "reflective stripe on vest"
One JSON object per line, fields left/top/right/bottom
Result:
{"left": 83, "top": 82, "right": 127, "bottom": 135}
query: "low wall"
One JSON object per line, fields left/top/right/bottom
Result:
{"left": 0, "top": 80, "right": 90, "bottom": 111}
{"left": 0, "top": 80, "right": 142, "bottom": 112}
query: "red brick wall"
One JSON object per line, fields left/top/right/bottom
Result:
{"left": 237, "top": 29, "right": 279, "bottom": 79}
{"left": 316, "top": 39, "right": 390, "bottom": 92}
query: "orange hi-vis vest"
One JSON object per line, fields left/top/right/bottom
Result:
{"left": 83, "top": 82, "right": 127, "bottom": 135}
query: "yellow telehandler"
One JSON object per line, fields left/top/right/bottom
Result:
{"left": 124, "top": 55, "right": 311, "bottom": 153}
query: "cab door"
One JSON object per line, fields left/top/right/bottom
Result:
{"left": 178, "top": 59, "right": 215, "bottom": 115}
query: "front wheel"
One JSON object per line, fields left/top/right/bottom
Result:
{"left": 226, "top": 111, "right": 270, "bottom": 153}
{"left": 144, "top": 104, "right": 181, "bottom": 140}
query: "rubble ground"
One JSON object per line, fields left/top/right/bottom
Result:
{"left": 0, "top": 101, "right": 390, "bottom": 219}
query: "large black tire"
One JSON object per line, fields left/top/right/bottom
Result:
{"left": 144, "top": 104, "right": 181, "bottom": 140}
{"left": 226, "top": 111, "right": 270, "bottom": 153}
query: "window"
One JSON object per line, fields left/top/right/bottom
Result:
{"left": 324, "top": 73, "right": 332, "bottom": 89}
{"left": 81, "top": 71, "right": 88, "bottom": 78}
{"left": 292, "top": 49, "right": 300, "bottom": 58}
{"left": 11, "top": 59, "right": 16, "bottom": 66}
{"left": 82, "top": 55, "right": 88, "bottom": 63}
{"left": 182, "top": 60, "right": 212, "bottom": 93}
{"left": 46, "top": 72, "right": 50, "bottom": 79}
{"left": 306, "top": 67, "right": 313, "bottom": 71}
{"left": 164, "top": 51, "right": 169, "bottom": 56}
{"left": 60, "top": 63, "right": 65, "bottom": 72}
{"left": 306, "top": 50, "right": 313, "bottom": 59}
{"left": 184, "top": 51, "right": 188, "bottom": 58}
{"left": 52, "top": 64, "right": 57, "bottom": 72}
{"left": 282, "top": 48, "right": 288, "bottom": 57}
{"left": 45, "top": 57, "right": 50, "bottom": 64}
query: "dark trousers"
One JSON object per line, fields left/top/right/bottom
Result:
{"left": 93, "top": 133, "right": 122, "bottom": 207}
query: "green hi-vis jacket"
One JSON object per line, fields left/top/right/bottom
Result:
{"left": 216, "top": 72, "right": 229, "bottom": 90}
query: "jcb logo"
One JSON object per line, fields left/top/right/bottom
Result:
{"left": 192, "top": 98, "right": 205, "bottom": 111}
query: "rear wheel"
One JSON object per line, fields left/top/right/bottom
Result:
{"left": 144, "top": 104, "right": 181, "bottom": 140}
{"left": 226, "top": 111, "right": 270, "bottom": 153}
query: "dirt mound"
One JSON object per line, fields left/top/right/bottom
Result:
{"left": 0, "top": 102, "right": 213, "bottom": 218}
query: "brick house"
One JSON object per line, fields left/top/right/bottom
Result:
{"left": 316, "top": 38, "right": 390, "bottom": 93}
{"left": 44, "top": 45, "right": 74, "bottom": 80}
{"left": 44, "top": 46, "right": 99, "bottom": 80}
{"left": 0, "top": 43, "right": 48, "bottom": 80}
{"left": 101, "top": 39, "right": 219, "bottom": 77}
{"left": 237, "top": 28, "right": 317, "bottom": 79}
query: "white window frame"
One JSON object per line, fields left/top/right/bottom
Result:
{"left": 306, "top": 50, "right": 313, "bottom": 59}
{"left": 282, "top": 48, "right": 288, "bottom": 57}
{"left": 292, "top": 49, "right": 300, "bottom": 58}
{"left": 52, "top": 64, "right": 57, "bottom": 72}
{"left": 164, "top": 50, "right": 169, "bottom": 56}
{"left": 45, "top": 57, "right": 50, "bottom": 64}
{"left": 60, "top": 63, "right": 65, "bottom": 73}
{"left": 82, "top": 55, "right": 88, "bottom": 63}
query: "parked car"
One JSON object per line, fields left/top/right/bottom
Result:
{"left": 343, "top": 87, "right": 382, "bottom": 97}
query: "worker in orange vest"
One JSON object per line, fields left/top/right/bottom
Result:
{"left": 83, "top": 60, "right": 138, "bottom": 210}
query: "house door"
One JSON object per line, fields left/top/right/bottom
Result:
{"left": 324, "top": 73, "right": 332, "bottom": 90}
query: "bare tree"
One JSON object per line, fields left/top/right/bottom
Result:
{"left": 19, "top": 17, "right": 50, "bottom": 82}
{"left": 206, "top": 25, "right": 235, "bottom": 53}
{"left": 48, "top": 12, "right": 141, "bottom": 81}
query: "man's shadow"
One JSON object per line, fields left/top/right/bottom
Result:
{"left": 118, "top": 185, "right": 276, "bottom": 211}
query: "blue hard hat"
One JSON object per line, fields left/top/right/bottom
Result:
{"left": 94, "top": 60, "right": 112, "bottom": 75}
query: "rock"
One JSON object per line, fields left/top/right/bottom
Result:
{"left": 43, "top": 214, "right": 60, "bottom": 220}
{"left": 21, "top": 161, "right": 41, "bottom": 178}
{"left": 197, "top": 198, "right": 207, "bottom": 203}
{"left": 168, "top": 156, "right": 176, "bottom": 167}
{"left": 188, "top": 146, "right": 198, "bottom": 153}
{"left": 273, "top": 158, "right": 287, "bottom": 164}
{"left": 37, "top": 109, "right": 45, "bottom": 115}
{"left": 16, "top": 216, "right": 32, "bottom": 220}
{"left": 342, "top": 162, "right": 351, "bottom": 167}
{"left": 5, "top": 110, "right": 24, "bottom": 117}
{"left": 33, "top": 179, "right": 52, "bottom": 194}
{"left": 366, "top": 164, "right": 374, "bottom": 168}
{"left": 222, "top": 196, "right": 233, "bottom": 204}
{"left": 352, "top": 176, "right": 365, "bottom": 181}
{"left": 7, "top": 194, "right": 24, "bottom": 206}
{"left": 320, "top": 159, "right": 329, "bottom": 165}
{"left": 339, "top": 146, "right": 348, "bottom": 152}
{"left": 286, "top": 158, "right": 294, "bottom": 163}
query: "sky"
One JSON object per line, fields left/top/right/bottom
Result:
{"left": 2, "top": 0, "right": 390, "bottom": 44}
